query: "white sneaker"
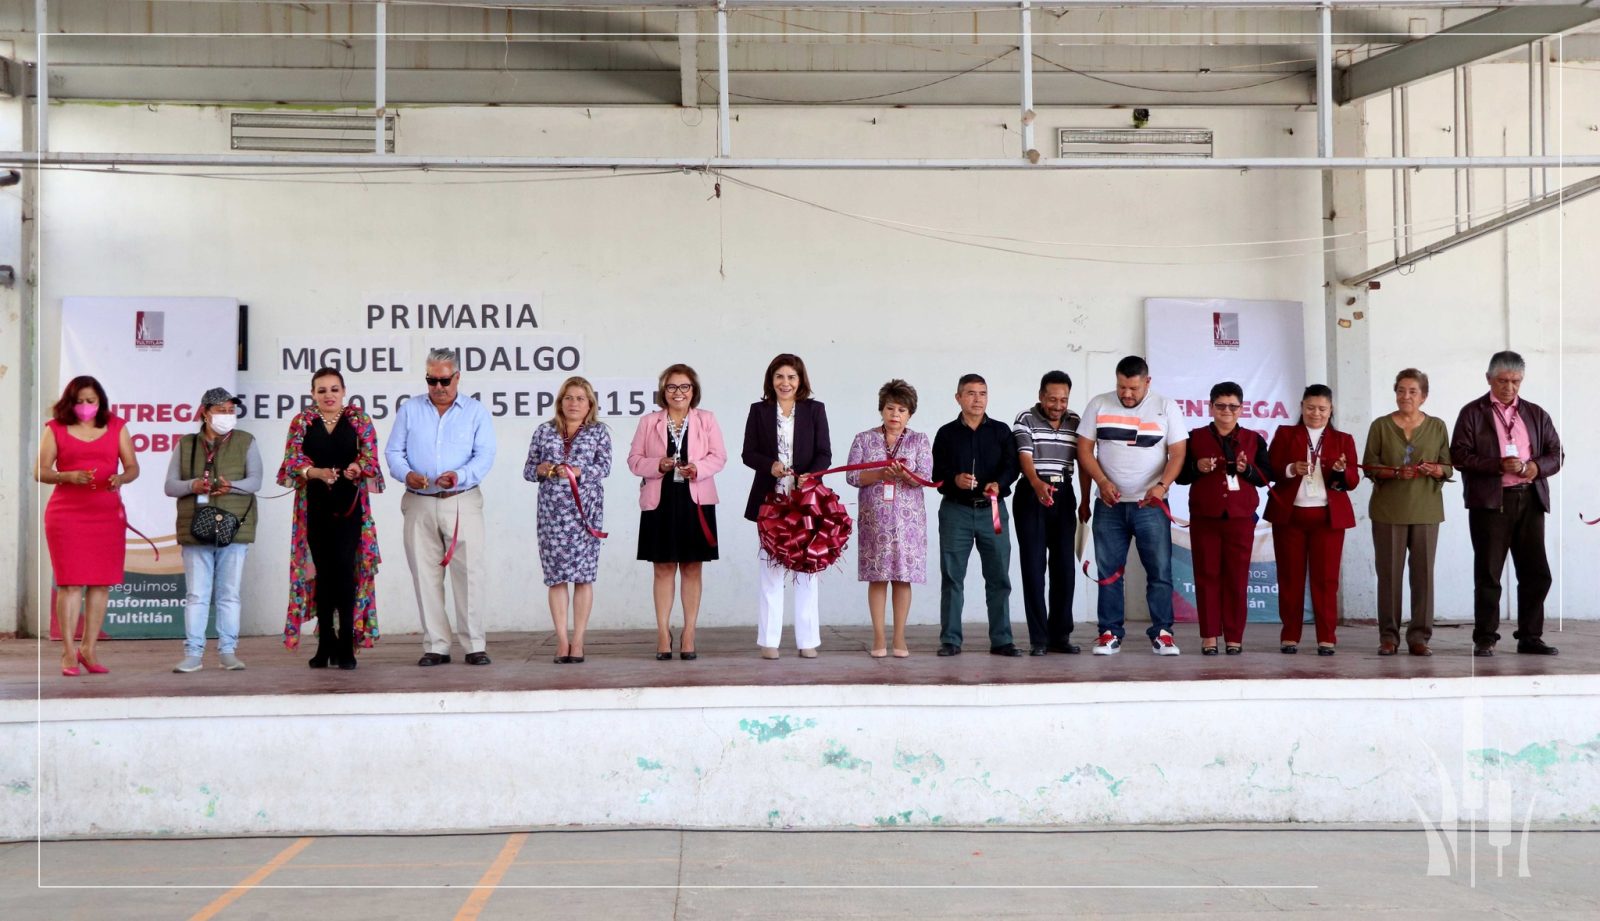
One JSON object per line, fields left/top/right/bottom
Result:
{"left": 1151, "top": 630, "right": 1182, "bottom": 656}
{"left": 173, "top": 656, "right": 203, "bottom": 673}
{"left": 219, "top": 653, "right": 246, "bottom": 671}
{"left": 1092, "top": 632, "right": 1121, "bottom": 655}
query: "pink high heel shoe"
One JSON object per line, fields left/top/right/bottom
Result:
{"left": 77, "top": 650, "right": 109, "bottom": 675}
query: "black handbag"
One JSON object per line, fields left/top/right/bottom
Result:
{"left": 188, "top": 435, "right": 255, "bottom": 546}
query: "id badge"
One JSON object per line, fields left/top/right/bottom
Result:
{"left": 672, "top": 466, "right": 686, "bottom": 483}
{"left": 883, "top": 482, "right": 896, "bottom": 502}
{"left": 197, "top": 494, "right": 209, "bottom": 505}
{"left": 1225, "top": 474, "right": 1239, "bottom": 492}
{"left": 1305, "top": 466, "right": 1326, "bottom": 499}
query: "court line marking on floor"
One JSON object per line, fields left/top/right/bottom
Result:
{"left": 185, "top": 837, "right": 313, "bottom": 921}
{"left": 453, "top": 832, "right": 529, "bottom": 921}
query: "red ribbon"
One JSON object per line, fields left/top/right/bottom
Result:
{"left": 756, "top": 477, "right": 852, "bottom": 574}
{"left": 560, "top": 466, "right": 608, "bottom": 540}
{"left": 440, "top": 507, "right": 460, "bottom": 568}
{"left": 989, "top": 494, "right": 1002, "bottom": 534}
{"left": 1140, "top": 496, "right": 1191, "bottom": 529}
{"left": 808, "top": 459, "right": 943, "bottom": 489}
{"left": 1081, "top": 559, "right": 1125, "bottom": 586}
{"left": 118, "top": 501, "right": 160, "bottom": 561}
{"left": 1581, "top": 513, "right": 1600, "bottom": 526}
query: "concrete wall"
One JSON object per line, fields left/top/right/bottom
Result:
{"left": 5, "top": 674, "right": 1597, "bottom": 837}
{"left": 13, "top": 60, "right": 1599, "bottom": 639}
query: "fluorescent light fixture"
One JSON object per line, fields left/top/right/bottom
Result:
{"left": 1057, "top": 127, "right": 1213, "bottom": 159}
{"left": 230, "top": 112, "right": 396, "bottom": 154}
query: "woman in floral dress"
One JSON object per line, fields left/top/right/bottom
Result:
{"left": 846, "top": 379, "right": 932, "bottom": 658}
{"left": 524, "top": 376, "right": 612, "bottom": 663}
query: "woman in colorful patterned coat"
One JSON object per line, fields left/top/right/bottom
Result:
{"left": 524, "top": 376, "right": 613, "bottom": 664}
{"left": 278, "top": 367, "right": 385, "bottom": 669}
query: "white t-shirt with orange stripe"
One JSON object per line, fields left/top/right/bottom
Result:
{"left": 1076, "top": 391, "right": 1185, "bottom": 501}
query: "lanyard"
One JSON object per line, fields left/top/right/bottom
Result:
{"left": 666, "top": 415, "right": 687, "bottom": 459}
{"left": 1492, "top": 400, "right": 1519, "bottom": 441}
{"left": 882, "top": 427, "right": 905, "bottom": 462}
{"left": 1306, "top": 428, "right": 1328, "bottom": 468}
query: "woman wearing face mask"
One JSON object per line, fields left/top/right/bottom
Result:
{"left": 164, "top": 387, "right": 264, "bottom": 674}
{"left": 35, "top": 375, "right": 140, "bottom": 677}
{"left": 845, "top": 379, "right": 931, "bottom": 659}
{"left": 1265, "top": 384, "right": 1360, "bottom": 656}
{"left": 742, "top": 353, "right": 831, "bottom": 660}
{"left": 524, "top": 376, "right": 613, "bottom": 664}
{"left": 278, "top": 367, "right": 386, "bottom": 669}
{"left": 1362, "top": 368, "right": 1453, "bottom": 657}
{"left": 628, "top": 364, "right": 727, "bottom": 661}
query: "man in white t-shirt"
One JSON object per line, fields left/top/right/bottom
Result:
{"left": 1075, "top": 355, "right": 1187, "bottom": 656}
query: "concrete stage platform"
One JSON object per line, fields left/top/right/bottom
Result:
{"left": 4, "top": 622, "right": 1598, "bottom": 839}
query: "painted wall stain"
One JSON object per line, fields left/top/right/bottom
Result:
{"left": 136, "top": 786, "right": 155, "bottom": 795}
{"left": 636, "top": 757, "right": 664, "bottom": 771}
{"left": 766, "top": 809, "right": 781, "bottom": 827}
{"left": 874, "top": 811, "right": 914, "bottom": 827}
{"left": 892, "top": 748, "right": 946, "bottom": 779}
{"left": 1470, "top": 737, "right": 1600, "bottom": 775}
{"left": 7, "top": 780, "right": 30, "bottom": 795}
{"left": 822, "top": 742, "right": 870, "bottom": 772}
{"left": 739, "top": 716, "right": 817, "bottom": 743}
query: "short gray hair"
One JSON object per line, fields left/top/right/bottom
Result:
{"left": 426, "top": 347, "right": 459, "bottom": 373}
{"left": 1487, "top": 350, "right": 1525, "bottom": 377}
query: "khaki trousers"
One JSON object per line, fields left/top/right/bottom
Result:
{"left": 1371, "top": 521, "right": 1439, "bottom": 646}
{"left": 402, "top": 488, "right": 488, "bottom": 655}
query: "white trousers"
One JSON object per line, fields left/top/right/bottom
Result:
{"left": 401, "top": 488, "right": 488, "bottom": 655}
{"left": 756, "top": 555, "right": 821, "bottom": 650}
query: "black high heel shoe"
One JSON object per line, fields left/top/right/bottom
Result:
{"left": 656, "top": 628, "right": 674, "bottom": 661}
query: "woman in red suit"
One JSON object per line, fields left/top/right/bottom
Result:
{"left": 1265, "top": 384, "right": 1360, "bottom": 655}
{"left": 1175, "top": 382, "right": 1271, "bottom": 655}
{"left": 33, "top": 376, "right": 140, "bottom": 676}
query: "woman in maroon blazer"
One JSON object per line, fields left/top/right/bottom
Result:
{"left": 1265, "top": 384, "right": 1360, "bottom": 655}
{"left": 742, "top": 353, "right": 832, "bottom": 659}
{"left": 1175, "top": 382, "right": 1271, "bottom": 655}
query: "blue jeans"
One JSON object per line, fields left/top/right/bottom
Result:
{"left": 1090, "top": 501, "right": 1174, "bottom": 640}
{"left": 182, "top": 543, "right": 250, "bottom": 656}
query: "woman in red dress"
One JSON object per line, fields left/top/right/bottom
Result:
{"left": 34, "top": 376, "right": 140, "bottom": 676}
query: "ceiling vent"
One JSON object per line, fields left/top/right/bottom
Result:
{"left": 230, "top": 113, "right": 395, "bottom": 154}
{"left": 1056, "top": 127, "right": 1213, "bottom": 159}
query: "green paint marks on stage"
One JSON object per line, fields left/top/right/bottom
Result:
{"left": 739, "top": 716, "right": 816, "bottom": 743}
{"left": 255, "top": 810, "right": 268, "bottom": 820}
{"left": 136, "top": 786, "right": 155, "bottom": 795}
{"left": 985, "top": 816, "right": 1006, "bottom": 825}
{"left": 204, "top": 798, "right": 218, "bottom": 818}
{"left": 892, "top": 748, "right": 946, "bottom": 780}
{"left": 7, "top": 780, "right": 30, "bottom": 795}
{"left": 1469, "top": 737, "right": 1600, "bottom": 775}
{"left": 767, "top": 810, "right": 781, "bottom": 826}
{"left": 822, "top": 742, "right": 870, "bottom": 772}
{"left": 1152, "top": 764, "right": 1167, "bottom": 780}
{"left": 636, "top": 757, "right": 664, "bottom": 771}
{"left": 638, "top": 791, "right": 653, "bottom": 804}
{"left": 1094, "top": 766, "right": 1128, "bottom": 797}
{"left": 874, "top": 811, "right": 914, "bottom": 827}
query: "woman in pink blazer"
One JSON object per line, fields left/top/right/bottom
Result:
{"left": 628, "top": 364, "right": 728, "bottom": 660}
{"left": 1265, "top": 384, "right": 1361, "bottom": 655}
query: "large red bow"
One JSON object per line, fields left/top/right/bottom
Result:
{"left": 756, "top": 478, "right": 852, "bottom": 574}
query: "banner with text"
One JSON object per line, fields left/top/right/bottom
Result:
{"left": 1144, "top": 297, "right": 1306, "bottom": 625}
{"left": 59, "top": 296, "right": 240, "bottom": 639}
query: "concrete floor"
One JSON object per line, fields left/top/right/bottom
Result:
{"left": 3, "top": 828, "right": 1597, "bottom": 920}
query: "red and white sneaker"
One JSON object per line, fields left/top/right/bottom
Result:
{"left": 1092, "top": 631, "right": 1121, "bottom": 655}
{"left": 1151, "top": 630, "right": 1181, "bottom": 656}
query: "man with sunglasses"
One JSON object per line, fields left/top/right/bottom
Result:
{"left": 385, "top": 348, "right": 498, "bottom": 666}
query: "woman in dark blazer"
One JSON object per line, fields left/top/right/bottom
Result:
{"left": 742, "top": 353, "right": 831, "bottom": 659}
{"left": 1265, "top": 384, "right": 1360, "bottom": 655}
{"left": 1174, "top": 382, "right": 1271, "bottom": 656}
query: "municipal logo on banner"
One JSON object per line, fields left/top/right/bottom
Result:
{"left": 1212, "top": 312, "right": 1240, "bottom": 350}
{"left": 134, "top": 311, "right": 166, "bottom": 350}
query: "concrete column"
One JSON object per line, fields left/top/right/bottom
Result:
{"left": 1321, "top": 102, "right": 1377, "bottom": 620}
{"left": 0, "top": 70, "right": 35, "bottom": 637}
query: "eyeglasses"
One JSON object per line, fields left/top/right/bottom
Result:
{"left": 424, "top": 375, "right": 457, "bottom": 387}
{"left": 663, "top": 384, "right": 694, "bottom": 394}
{"left": 1212, "top": 403, "right": 1242, "bottom": 413}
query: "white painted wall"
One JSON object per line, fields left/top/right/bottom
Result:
{"left": 6, "top": 675, "right": 1597, "bottom": 837}
{"left": 17, "top": 61, "right": 1598, "bottom": 642}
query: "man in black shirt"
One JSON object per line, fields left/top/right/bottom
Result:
{"left": 931, "top": 374, "right": 1021, "bottom": 657}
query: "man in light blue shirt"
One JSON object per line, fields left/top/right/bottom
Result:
{"left": 386, "top": 347, "right": 498, "bottom": 666}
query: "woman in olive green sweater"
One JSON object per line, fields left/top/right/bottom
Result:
{"left": 1362, "top": 369, "right": 1454, "bottom": 656}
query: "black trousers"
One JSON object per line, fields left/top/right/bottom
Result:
{"left": 309, "top": 512, "right": 362, "bottom": 650}
{"left": 1468, "top": 487, "right": 1551, "bottom": 646}
{"left": 1012, "top": 483, "right": 1077, "bottom": 647}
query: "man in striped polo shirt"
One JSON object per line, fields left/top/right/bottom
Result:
{"left": 1012, "top": 371, "right": 1084, "bottom": 656}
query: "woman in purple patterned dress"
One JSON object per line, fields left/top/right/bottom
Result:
{"left": 524, "top": 376, "right": 612, "bottom": 664}
{"left": 846, "top": 379, "right": 932, "bottom": 658}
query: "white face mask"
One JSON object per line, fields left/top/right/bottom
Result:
{"left": 209, "top": 413, "right": 239, "bottom": 435}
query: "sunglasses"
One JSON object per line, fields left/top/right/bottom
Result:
{"left": 424, "top": 375, "right": 457, "bottom": 388}
{"left": 1212, "top": 403, "right": 1242, "bottom": 413}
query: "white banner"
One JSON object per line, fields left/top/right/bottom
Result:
{"left": 1145, "top": 297, "right": 1305, "bottom": 624}
{"left": 60, "top": 296, "right": 239, "bottom": 637}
